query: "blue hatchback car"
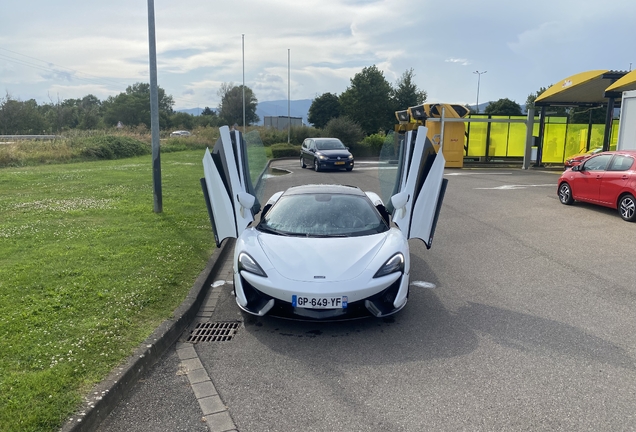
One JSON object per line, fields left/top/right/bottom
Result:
{"left": 300, "top": 138, "right": 354, "bottom": 172}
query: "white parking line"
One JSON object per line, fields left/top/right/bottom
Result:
{"left": 474, "top": 184, "right": 555, "bottom": 190}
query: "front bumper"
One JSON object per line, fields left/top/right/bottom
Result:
{"left": 235, "top": 270, "right": 409, "bottom": 320}
{"left": 317, "top": 159, "right": 354, "bottom": 170}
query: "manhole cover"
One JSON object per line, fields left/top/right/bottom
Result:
{"left": 187, "top": 321, "right": 240, "bottom": 343}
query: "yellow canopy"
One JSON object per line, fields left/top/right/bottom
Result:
{"left": 605, "top": 69, "right": 636, "bottom": 94}
{"left": 535, "top": 70, "right": 613, "bottom": 105}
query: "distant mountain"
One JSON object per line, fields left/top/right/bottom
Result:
{"left": 176, "top": 99, "right": 313, "bottom": 126}
{"left": 177, "top": 107, "right": 207, "bottom": 116}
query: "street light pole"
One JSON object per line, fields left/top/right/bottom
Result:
{"left": 242, "top": 34, "right": 246, "bottom": 134}
{"left": 287, "top": 49, "right": 291, "bottom": 144}
{"left": 147, "top": 0, "right": 162, "bottom": 213}
{"left": 473, "top": 70, "right": 487, "bottom": 114}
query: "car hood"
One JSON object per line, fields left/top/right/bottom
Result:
{"left": 317, "top": 149, "right": 351, "bottom": 157}
{"left": 257, "top": 233, "right": 387, "bottom": 282}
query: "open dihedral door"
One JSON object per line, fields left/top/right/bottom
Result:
{"left": 201, "top": 126, "right": 261, "bottom": 247}
{"left": 388, "top": 126, "right": 448, "bottom": 249}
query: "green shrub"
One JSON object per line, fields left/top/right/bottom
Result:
{"left": 351, "top": 133, "right": 385, "bottom": 158}
{"left": 161, "top": 137, "right": 210, "bottom": 153}
{"left": 270, "top": 143, "right": 301, "bottom": 158}
{"left": 324, "top": 116, "right": 364, "bottom": 148}
{"left": 290, "top": 125, "right": 321, "bottom": 144}
{"left": 259, "top": 128, "right": 288, "bottom": 146}
{"left": 80, "top": 135, "right": 150, "bottom": 160}
{"left": 258, "top": 125, "right": 322, "bottom": 146}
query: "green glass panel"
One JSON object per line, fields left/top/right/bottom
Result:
{"left": 542, "top": 123, "right": 567, "bottom": 163}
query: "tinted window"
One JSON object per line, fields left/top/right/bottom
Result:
{"left": 316, "top": 139, "right": 346, "bottom": 150}
{"left": 607, "top": 155, "right": 634, "bottom": 171}
{"left": 257, "top": 193, "right": 389, "bottom": 237}
{"left": 583, "top": 154, "right": 612, "bottom": 171}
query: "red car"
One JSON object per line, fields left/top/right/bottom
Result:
{"left": 558, "top": 150, "right": 636, "bottom": 222}
{"left": 564, "top": 147, "right": 603, "bottom": 168}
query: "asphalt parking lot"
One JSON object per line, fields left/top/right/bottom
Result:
{"left": 97, "top": 161, "right": 636, "bottom": 431}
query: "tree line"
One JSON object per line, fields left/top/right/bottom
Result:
{"left": 0, "top": 82, "right": 258, "bottom": 135}
{"left": 308, "top": 66, "right": 427, "bottom": 135}
{"left": 2, "top": 65, "right": 603, "bottom": 137}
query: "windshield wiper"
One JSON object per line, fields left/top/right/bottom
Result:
{"left": 257, "top": 225, "right": 290, "bottom": 236}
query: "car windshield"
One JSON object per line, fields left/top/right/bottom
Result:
{"left": 316, "top": 139, "right": 345, "bottom": 150}
{"left": 257, "top": 193, "right": 389, "bottom": 237}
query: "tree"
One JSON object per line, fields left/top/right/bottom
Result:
{"left": 0, "top": 95, "right": 47, "bottom": 134}
{"left": 484, "top": 98, "right": 523, "bottom": 116}
{"left": 103, "top": 83, "right": 174, "bottom": 129}
{"left": 78, "top": 94, "right": 103, "bottom": 130}
{"left": 169, "top": 112, "right": 195, "bottom": 130}
{"left": 201, "top": 106, "right": 215, "bottom": 116}
{"left": 308, "top": 92, "right": 341, "bottom": 128}
{"left": 217, "top": 83, "right": 259, "bottom": 127}
{"left": 339, "top": 65, "right": 394, "bottom": 135}
{"left": 392, "top": 69, "right": 427, "bottom": 110}
{"left": 196, "top": 107, "right": 220, "bottom": 128}
{"left": 569, "top": 107, "right": 606, "bottom": 124}
{"left": 324, "top": 116, "right": 364, "bottom": 148}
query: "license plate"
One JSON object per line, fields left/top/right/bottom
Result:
{"left": 292, "top": 295, "right": 348, "bottom": 309}
{"left": 334, "top": 161, "right": 345, "bottom": 165}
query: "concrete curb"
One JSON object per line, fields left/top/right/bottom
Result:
{"left": 61, "top": 241, "right": 233, "bottom": 432}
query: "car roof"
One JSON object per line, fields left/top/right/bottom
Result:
{"left": 283, "top": 184, "right": 364, "bottom": 196}
{"left": 310, "top": 137, "right": 342, "bottom": 142}
{"left": 598, "top": 150, "right": 636, "bottom": 156}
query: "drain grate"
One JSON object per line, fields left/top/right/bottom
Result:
{"left": 187, "top": 321, "right": 240, "bottom": 343}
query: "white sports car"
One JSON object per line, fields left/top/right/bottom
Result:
{"left": 201, "top": 125, "right": 447, "bottom": 320}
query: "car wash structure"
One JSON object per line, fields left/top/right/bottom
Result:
{"left": 395, "top": 103, "right": 470, "bottom": 168}
{"left": 395, "top": 103, "right": 537, "bottom": 169}
{"left": 534, "top": 69, "right": 636, "bottom": 164}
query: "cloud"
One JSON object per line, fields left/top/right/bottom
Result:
{"left": 445, "top": 58, "right": 471, "bottom": 66}
{"left": 2, "top": 0, "right": 636, "bottom": 109}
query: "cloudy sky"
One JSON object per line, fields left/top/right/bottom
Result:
{"left": 1, "top": 0, "right": 634, "bottom": 111}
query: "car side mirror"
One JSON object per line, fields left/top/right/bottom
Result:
{"left": 573, "top": 165, "right": 582, "bottom": 172}
{"left": 310, "top": 148, "right": 315, "bottom": 153}
{"left": 390, "top": 192, "right": 409, "bottom": 211}
{"left": 237, "top": 192, "right": 256, "bottom": 217}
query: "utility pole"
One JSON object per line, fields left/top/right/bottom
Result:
{"left": 473, "top": 70, "right": 487, "bottom": 114}
{"left": 287, "top": 49, "right": 291, "bottom": 144}
{"left": 242, "top": 34, "right": 246, "bottom": 134}
{"left": 147, "top": 0, "right": 162, "bottom": 213}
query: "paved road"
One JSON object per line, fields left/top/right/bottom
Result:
{"left": 99, "top": 161, "right": 636, "bottom": 431}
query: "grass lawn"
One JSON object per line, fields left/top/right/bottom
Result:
{"left": 0, "top": 150, "right": 215, "bottom": 431}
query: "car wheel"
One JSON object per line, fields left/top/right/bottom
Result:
{"left": 558, "top": 182, "right": 574, "bottom": 205}
{"left": 300, "top": 157, "right": 306, "bottom": 168}
{"left": 618, "top": 194, "right": 636, "bottom": 222}
{"left": 346, "top": 166, "right": 353, "bottom": 172}
{"left": 314, "top": 159, "right": 320, "bottom": 172}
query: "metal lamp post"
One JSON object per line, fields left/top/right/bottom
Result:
{"left": 147, "top": 0, "right": 162, "bottom": 213}
{"left": 473, "top": 70, "right": 487, "bottom": 114}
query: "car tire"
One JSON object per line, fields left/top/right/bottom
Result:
{"left": 300, "top": 157, "right": 306, "bottom": 169}
{"left": 618, "top": 194, "right": 636, "bottom": 222}
{"left": 314, "top": 159, "right": 320, "bottom": 172}
{"left": 346, "top": 166, "right": 353, "bottom": 172}
{"left": 558, "top": 182, "right": 574, "bottom": 205}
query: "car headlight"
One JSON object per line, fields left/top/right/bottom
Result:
{"left": 316, "top": 153, "right": 327, "bottom": 160}
{"left": 238, "top": 252, "right": 267, "bottom": 277}
{"left": 373, "top": 253, "right": 404, "bottom": 278}
{"left": 348, "top": 154, "right": 354, "bottom": 159}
